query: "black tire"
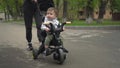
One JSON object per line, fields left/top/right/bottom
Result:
{"left": 57, "top": 49, "right": 66, "bottom": 64}
{"left": 53, "top": 52, "right": 59, "bottom": 60}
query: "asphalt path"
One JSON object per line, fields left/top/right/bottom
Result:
{"left": 0, "top": 22, "right": 120, "bottom": 68}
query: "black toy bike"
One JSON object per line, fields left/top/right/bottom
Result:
{"left": 38, "top": 21, "right": 70, "bottom": 64}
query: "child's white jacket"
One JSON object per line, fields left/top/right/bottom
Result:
{"left": 41, "top": 17, "right": 60, "bottom": 30}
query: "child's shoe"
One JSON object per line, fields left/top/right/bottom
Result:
{"left": 44, "top": 48, "right": 51, "bottom": 56}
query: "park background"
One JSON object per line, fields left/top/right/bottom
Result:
{"left": 0, "top": 0, "right": 120, "bottom": 26}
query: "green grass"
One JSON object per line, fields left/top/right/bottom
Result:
{"left": 3, "top": 19, "right": 120, "bottom": 26}
{"left": 66, "top": 20, "right": 120, "bottom": 26}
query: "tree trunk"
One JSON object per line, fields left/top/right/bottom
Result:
{"left": 5, "top": 0, "right": 14, "bottom": 20}
{"left": 63, "top": 0, "right": 68, "bottom": 22}
{"left": 112, "top": 12, "right": 120, "bottom": 21}
{"left": 97, "top": 0, "right": 108, "bottom": 23}
{"left": 85, "top": 0, "right": 94, "bottom": 23}
{"left": 4, "top": 9, "right": 7, "bottom": 20}
{"left": 15, "top": 0, "right": 20, "bottom": 19}
{"left": 56, "top": 0, "right": 60, "bottom": 10}
{"left": 55, "top": 0, "right": 60, "bottom": 19}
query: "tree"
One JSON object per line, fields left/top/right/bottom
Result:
{"left": 53, "top": 0, "right": 63, "bottom": 19}
{"left": 97, "top": 0, "right": 109, "bottom": 23}
{"left": 110, "top": 0, "right": 120, "bottom": 20}
{"left": 63, "top": 0, "right": 68, "bottom": 22}
{"left": 0, "top": 0, "right": 23, "bottom": 20}
{"left": 110, "top": 0, "right": 120, "bottom": 13}
{"left": 67, "top": 0, "right": 86, "bottom": 20}
{"left": 85, "top": 0, "right": 95, "bottom": 23}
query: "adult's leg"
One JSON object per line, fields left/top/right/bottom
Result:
{"left": 33, "top": 31, "right": 46, "bottom": 59}
{"left": 23, "top": 5, "right": 34, "bottom": 50}
{"left": 33, "top": 38, "right": 46, "bottom": 59}
{"left": 38, "top": 42, "right": 45, "bottom": 54}
{"left": 24, "top": 10, "right": 33, "bottom": 43}
{"left": 37, "top": 30, "right": 46, "bottom": 54}
{"left": 34, "top": 9, "right": 43, "bottom": 42}
{"left": 33, "top": 10, "right": 46, "bottom": 59}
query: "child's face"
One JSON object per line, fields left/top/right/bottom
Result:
{"left": 46, "top": 10, "right": 56, "bottom": 20}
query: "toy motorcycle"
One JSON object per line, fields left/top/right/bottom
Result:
{"left": 40, "top": 21, "right": 70, "bottom": 64}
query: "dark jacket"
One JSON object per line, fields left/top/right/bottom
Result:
{"left": 38, "top": 0, "right": 54, "bottom": 11}
{"left": 23, "top": 0, "right": 54, "bottom": 11}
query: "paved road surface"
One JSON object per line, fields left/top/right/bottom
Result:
{"left": 0, "top": 22, "right": 120, "bottom": 68}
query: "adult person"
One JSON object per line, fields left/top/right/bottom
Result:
{"left": 23, "top": 0, "right": 54, "bottom": 50}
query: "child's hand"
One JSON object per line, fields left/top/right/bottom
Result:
{"left": 63, "top": 27, "right": 65, "bottom": 31}
{"left": 45, "top": 27, "right": 50, "bottom": 32}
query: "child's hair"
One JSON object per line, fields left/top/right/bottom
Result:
{"left": 47, "top": 7, "right": 58, "bottom": 16}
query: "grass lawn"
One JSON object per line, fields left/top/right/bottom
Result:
{"left": 66, "top": 20, "right": 120, "bottom": 26}
{"left": 3, "top": 19, "right": 120, "bottom": 26}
